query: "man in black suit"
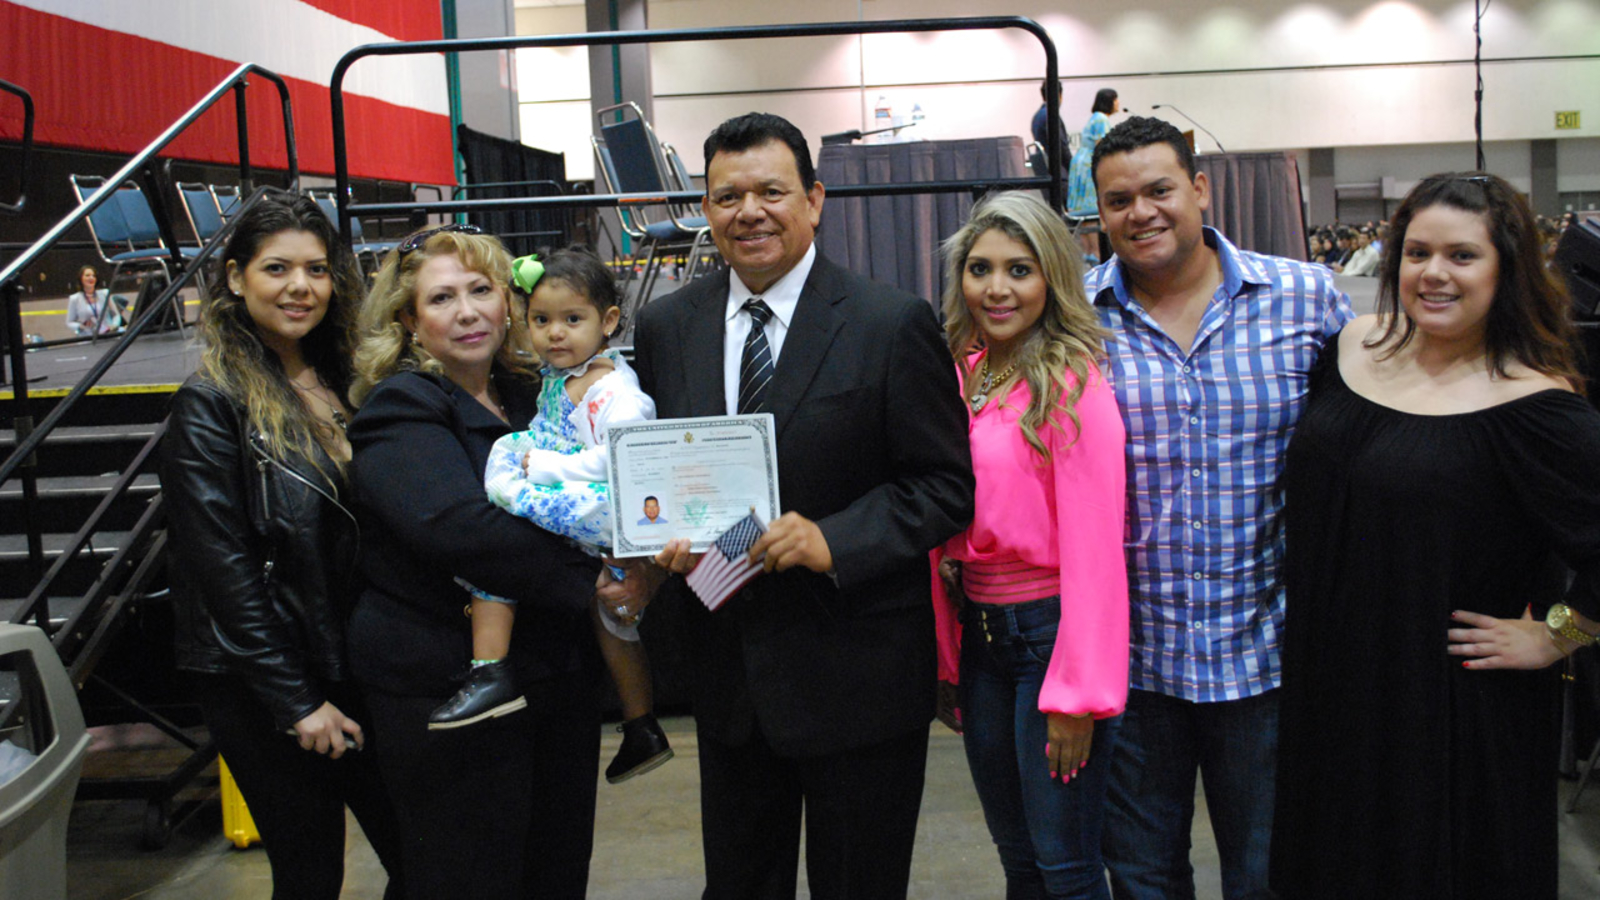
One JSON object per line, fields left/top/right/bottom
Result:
{"left": 606, "top": 112, "right": 973, "bottom": 899}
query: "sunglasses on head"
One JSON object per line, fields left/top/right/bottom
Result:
{"left": 397, "top": 223, "right": 483, "bottom": 259}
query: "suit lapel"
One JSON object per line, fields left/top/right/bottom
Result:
{"left": 679, "top": 279, "right": 729, "bottom": 418}
{"left": 766, "top": 257, "right": 844, "bottom": 440}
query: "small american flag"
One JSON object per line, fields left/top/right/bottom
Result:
{"left": 685, "top": 512, "right": 767, "bottom": 610}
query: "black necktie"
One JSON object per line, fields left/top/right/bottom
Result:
{"left": 737, "top": 299, "right": 775, "bottom": 415}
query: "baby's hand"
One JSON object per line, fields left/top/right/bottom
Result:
{"left": 522, "top": 450, "right": 534, "bottom": 475}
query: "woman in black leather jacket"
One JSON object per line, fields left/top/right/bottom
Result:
{"left": 161, "top": 190, "right": 403, "bottom": 899}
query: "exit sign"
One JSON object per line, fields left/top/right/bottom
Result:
{"left": 1556, "top": 111, "right": 1581, "bottom": 129}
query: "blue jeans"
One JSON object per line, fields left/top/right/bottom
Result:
{"left": 1102, "top": 687, "right": 1279, "bottom": 900}
{"left": 960, "top": 596, "right": 1121, "bottom": 900}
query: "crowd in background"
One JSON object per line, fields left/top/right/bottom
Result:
{"left": 1308, "top": 222, "right": 1384, "bottom": 275}
{"left": 1538, "top": 211, "right": 1583, "bottom": 263}
{"left": 1312, "top": 209, "right": 1584, "bottom": 276}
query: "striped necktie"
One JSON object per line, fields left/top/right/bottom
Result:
{"left": 737, "top": 299, "right": 775, "bottom": 415}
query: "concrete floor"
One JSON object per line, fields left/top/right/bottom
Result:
{"left": 61, "top": 714, "right": 1600, "bottom": 899}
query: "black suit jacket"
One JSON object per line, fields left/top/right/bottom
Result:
{"left": 633, "top": 252, "right": 974, "bottom": 757}
{"left": 346, "top": 369, "right": 600, "bottom": 698}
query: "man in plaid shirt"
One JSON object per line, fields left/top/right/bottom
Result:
{"left": 1084, "top": 117, "right": 1353, "bottom": 900}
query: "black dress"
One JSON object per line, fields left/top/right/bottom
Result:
{"left": 1272, "top": 342, "right": 1600, "bottom": 899}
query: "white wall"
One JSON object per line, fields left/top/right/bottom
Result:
{"left": 455, "top": 0, "right": 522, "bottom": 143}
{"left": 1559, "top": 138, "right": 1600, "bottom": 202}
{"left": 514, "top": 6, "right": 592, "bottom": 177}
{"left": 514, "top": 0, "right": 1600, "bottom": 188}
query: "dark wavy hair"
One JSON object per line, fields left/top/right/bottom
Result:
{"left": 1368, "top": 171, "right": 1582, "bottom": 392}
{"left": 1092, "top": 115, "right": 1195, "bottom": 186}
{"left": 539, "top": 246, "right": 619, "bottom": 313}
{"left": 535, "top": 245, "right": 624, "bottom": 340}
{"left": 199, "top": 188, "right": 362, "bottom": 474}
{"left": 1091, "top": 88, "right": 1118, "bottom": 116}
{"left": 703, "top": 112, "right": 816, "bottom": 189}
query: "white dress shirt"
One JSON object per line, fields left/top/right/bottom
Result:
{"left": 722, "top": 244, "right": 817, "bottom": 415}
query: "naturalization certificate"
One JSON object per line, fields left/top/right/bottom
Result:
{"left": 607, "top": 414, "right": 781, "bottom": 558}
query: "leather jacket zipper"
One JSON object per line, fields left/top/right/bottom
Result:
{"left": 257, "top": 456, "right": 271, "bottom": 521}
{"left": 249, "top": 436, "right": 362, "bottom": 557}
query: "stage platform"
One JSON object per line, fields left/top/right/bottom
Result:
{"left": 5, "top": 329, "right": 200, "bottom": 397}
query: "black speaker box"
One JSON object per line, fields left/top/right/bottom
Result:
{"left": 1557, "top": 218, "right": 1600, "bottom": 319}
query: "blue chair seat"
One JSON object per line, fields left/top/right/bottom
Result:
{"left": 111, "top": 247, "right": 200, "bottom": 262}
{"left": 642, "top": 218, "right": 707, "bottom": 242}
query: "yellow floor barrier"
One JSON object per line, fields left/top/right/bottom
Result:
{"left": 218, "top": 756, "right": 261, "bottom": 849}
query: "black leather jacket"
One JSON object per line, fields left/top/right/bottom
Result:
{"left": 162, "top": 376, "right": 359, "bottom": 729}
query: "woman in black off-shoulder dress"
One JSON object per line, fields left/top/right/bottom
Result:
{"left": 1273, "top": 172, "right": 1600, "bottom": 899}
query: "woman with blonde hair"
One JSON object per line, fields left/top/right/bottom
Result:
{"left": 161, "top": 189, "right": 403, "bottom": 898}
{"left": 345, "top": 223, "right": 603, "bottom": 898}
{"left": 932, "top": 190, "right": 1129, "bottom": 899}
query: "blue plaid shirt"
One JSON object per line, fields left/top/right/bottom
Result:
{"left": 1088, "top": 228, "right": 1353, "bottom": 702}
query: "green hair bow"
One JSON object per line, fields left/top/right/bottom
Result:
{"left": 511, "top": 254, "right": 545, "bottom": 294}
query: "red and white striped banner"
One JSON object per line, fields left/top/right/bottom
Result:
{"left": 0, "top": 0, "right": 455, "bottom": 185}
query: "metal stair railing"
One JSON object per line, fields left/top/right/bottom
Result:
{"left": 7, "top": 421, "right": 166, "bottom": 639}
{"left": 327, "top": 17, "right": 1067, "bottom": 244}
{"left": 1, "top": 185, "right": 280, "bottom": 629}
{"left": 0, "top": 78, "right": 34, "bottom": 215}
{"left": 1, "top": 62, "right": 297, "bottom": 393}
{"left": 0, "top": 63, "right": 296, "bottom": 848}
{"left": 1, "top": 64, "right": 297, "bottom": 622}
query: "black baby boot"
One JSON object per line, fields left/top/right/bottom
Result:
{"left": 427, "top": 659, "right": 527, "bottom": 730}
{"left": 604, "top": 713, "right": 674, "bottom": 784}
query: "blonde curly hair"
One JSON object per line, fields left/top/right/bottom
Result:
{"left": 350, "top": 227, "right": 539, "bottom": 407}
{"left": 941, "top": 191, "right": 1109, "bottom": 459}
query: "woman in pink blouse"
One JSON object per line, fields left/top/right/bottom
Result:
{"left": 932, "top": 191, "right": 1128, "bottom": 900}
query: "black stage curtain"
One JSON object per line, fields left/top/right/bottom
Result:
{"left": 1195, "top": 151, "right": 1308, "bottom": 262}
{"left": 456, "top": 124, "right": 569, "bottom": 257}
{"left": 815, "top": 137, "right": 1027, "bottom": 309}
{"left": 813, "top": 141, "right": 1308, "bottom": 306}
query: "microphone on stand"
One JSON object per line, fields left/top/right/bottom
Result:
{"left": 1151, "top": 104, "right": 1227, "bottom": 153}
{"left": 820, "top": 121, "right": 916, "bottom": 146}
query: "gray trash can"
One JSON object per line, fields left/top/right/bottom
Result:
{"left": 0, "top": 623, "right": 90, "bottom": 900}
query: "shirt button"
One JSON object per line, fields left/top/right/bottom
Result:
{"left": 1183, "top": 366, "right": 1192, "bottom": 373}
{"left": 1191, "top": 572, "right": 1202, "bottom": 580}
{"left": 1189, "top": 416, "right": 1199, "bottom": 424}
{"left": 1192, "top": 468, "right": 1201, "bottom": 476}
{"left": 1192, "top": 520, "right": 1202, "bottom": 529}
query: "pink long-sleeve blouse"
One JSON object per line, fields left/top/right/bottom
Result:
{"left": 931, "top": 354, "right": 1130, "bottom": 719}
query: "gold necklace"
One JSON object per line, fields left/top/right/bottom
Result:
{"left": 969, "top": 356, "right": 1019, "bottom": 413}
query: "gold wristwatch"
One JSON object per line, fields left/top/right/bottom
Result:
{"left": 1546, "top": 603, "right": 1598, "bottom": 648}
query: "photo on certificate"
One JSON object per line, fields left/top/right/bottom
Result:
{"left": 606, "top": 414, "right": 781, "bottom": 558}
